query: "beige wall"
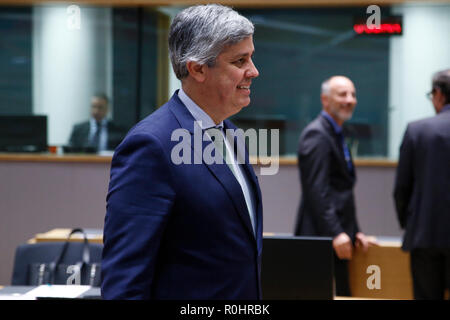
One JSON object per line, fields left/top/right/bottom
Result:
{"left": 0, "top": 158, "right": 402, "bottom": 285}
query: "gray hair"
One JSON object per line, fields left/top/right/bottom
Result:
{"left": 93, "top": 93, "right": 109, "bottom": 104}
{"left": 169, "top": 4, "right": 254, "bottom": 80}
{"left": 321, "top": 75, "right": 355, "bottom": 96}
{"left": 321, "top": 78, "right": 331, "bottom": 95}
{"left": 432, "top": 68, "right": 450, "bottom": 104}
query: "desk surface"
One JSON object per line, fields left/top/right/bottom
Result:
{"left": 0, "top": 285, "right": 381, "bottom": 300}
{"left": 33, "top": 229, "right": 404, "bottom": 246}
{"left": 0, "top": 285, "right": 101, "bottom": 300}
{"left": 0, "top": 153, "right": 112, "bottom": 163}
{"left": 30, "top": 228, "right": 103, "bottom": 244}
{"left": 30, "top": 229, "right": 413, "bottom": 300}
{"left": 0, "top": 153, "right": 397, "bottom": 167}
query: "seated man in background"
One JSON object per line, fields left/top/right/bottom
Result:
{"left": 68, "top": 93, "right": 126, "bottom": 152}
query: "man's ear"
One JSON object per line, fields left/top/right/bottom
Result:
{"left": 186, "top": 61, "right": 207, "bottom": 82}
{"left": 435, "top": 88, "right": 446, "bottom": 105}
{"left": 321, "top": 93, "right": 329, "bottom": 108}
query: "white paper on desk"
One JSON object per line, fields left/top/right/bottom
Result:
{"left": 0, "top": 294, "right": 35, "bottom": 300}
{"left": 22, "top": 285, "right": 91, "bottom": 299}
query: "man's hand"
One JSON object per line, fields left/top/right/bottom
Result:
{"left": 355, "top": 232, "right": 379, "bottom": 253}
{"left": 332, "top": 232, "right": 353, "bottom": 260}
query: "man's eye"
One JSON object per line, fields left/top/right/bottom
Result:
{"left": 234, "top": 58, "right": 245, "bottom": 66}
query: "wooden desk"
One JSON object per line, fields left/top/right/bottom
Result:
{"left": 31, "top": 229, "right": 413, "bottom": 299}
{"left": 348, "top": 239, "right": 413, "bottom": 300}
{"left": 32, "top": 229, "right": 279, "bottom": 244}
{"left": 0, "top": 153, "right": 397, "bottom": 167}
{"left": 31, "top": 228, "right": 103, "bottom": 244}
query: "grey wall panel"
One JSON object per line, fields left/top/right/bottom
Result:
{"left": 256, "top": 164, "right": 402, "bottom": 237}
{"left": 256, "top": 165, "right": 301, "bottom": 234}
{"left": 0, "top": 160, "right": 402, "bottom": 285}
{"left": 0, "top": 161, "right": 109, "bottom": 285}
{"left": 353, "top": 166, "right": 403, "bottom": 238}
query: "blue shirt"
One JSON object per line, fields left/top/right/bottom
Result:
{"left": 321, "top": 111, "right": 353, "bottom": 173}
{"left": 441, "top": 104, "right": 450, "bottom": 113}
{"left": 89, "top": 118, "right": 108, "bottom": 151}
{"left": 321, "top": 111, "right": 343, "bottom": 135}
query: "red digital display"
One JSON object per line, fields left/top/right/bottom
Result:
{"left": 353, "top": 23, "right": 402, "bottom": 35}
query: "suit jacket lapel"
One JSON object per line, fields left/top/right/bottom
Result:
{"left": 81, "top": 122, "right": 91, "bottom": 146}
{"left": 203, "top": 149, "right": 256, "bottom": 240}
{"left": 168, "top": 92, "right": 257, "bottom": 242}
{"left": 239, "top": 159, "right": 263, "bottom": 251}
{"left": 224, "top": 120, "right": 263, "bottom": 244}
{"left": 223, "top": 120, "right": 259, "bottom": 186}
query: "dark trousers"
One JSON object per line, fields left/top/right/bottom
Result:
{"left": 334, "top": 253, "right": 351, "bottom": 296}
{"left": 410, "top": 248, "right": 450, "bottom": 300}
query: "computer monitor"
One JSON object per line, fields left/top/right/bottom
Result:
{"left": 261, "top": 235, "right": 334, "bottom": 300}
{"left": 0, "top": 115, "right": 47, "bottom": 152}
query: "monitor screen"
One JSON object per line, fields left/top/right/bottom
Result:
{"left": 0, "top": 115, "right": 47, "bottom": 152}
{"left": 261, "top": 235, "right": 334, "bottom": 300}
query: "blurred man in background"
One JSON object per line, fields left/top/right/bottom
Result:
{"left": 394, "top": 69, "right": 450, "bottom": 300}
{"left": 294, "top": 75, "right": 377, "bottom": 296}
{"left": 68, "top": 93, "right": 125, "bottom": 152}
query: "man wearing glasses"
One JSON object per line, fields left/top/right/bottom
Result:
{"left": 394, "top": 69, "right": 450, "bottom": 300}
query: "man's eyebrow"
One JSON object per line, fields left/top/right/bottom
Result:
{"left": 230, "top": 50, "right": 255, "bottom": 60}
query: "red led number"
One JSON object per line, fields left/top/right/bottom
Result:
{"left": 353, "top": 23, "right": 402, "bottom": 35}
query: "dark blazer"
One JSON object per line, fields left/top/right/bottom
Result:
{"left": 68, "top": 120, "right": 126, "bottom": 151}
{"left": 294, "top": 114, "right": 360, "bottom": 241}
{"left": 393, "top": 107, "right": 450, "bottom": 251}
{"left": 101, "top": 92, "right": 263, "bottom": 300}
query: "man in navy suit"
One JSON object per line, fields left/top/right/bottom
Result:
{"left": 101, "top": 4, "right": 262, "bottom": 299}
{"left": 294, "top": 76, "right": 377, "bottom": 296}
{"left": 394, "top": 69, "right": 450, "bottom": 299}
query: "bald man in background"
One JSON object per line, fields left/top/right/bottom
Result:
{"left": 294, "top": 76, "right": 377, "bottom": 296}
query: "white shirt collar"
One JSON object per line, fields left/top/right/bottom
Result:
{"left": 178, "top": 88, "right": 224, "bottom": 130}
{"left": 90, "top": 117, "right": 107, "bottom": 127}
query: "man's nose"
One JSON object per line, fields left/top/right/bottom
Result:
{"left": 246, "top": 59, "right": 259, "bottom": 78}
{"left": 345, "top": 93, "right": 356, "bottom": 103}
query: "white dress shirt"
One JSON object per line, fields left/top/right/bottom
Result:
{"left": 89, "top": 118, "right": 108, "bottom": 151}
{"left": 178, "top": 88, "right": 257, "bottom": 235}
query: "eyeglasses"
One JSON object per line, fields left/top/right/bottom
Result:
{"left": 426, "top": 88, "right": 436, "bottom": 100}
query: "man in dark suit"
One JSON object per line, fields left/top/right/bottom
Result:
{"left": 393, "top": 69, "right": 450, "bottom": 300}
{"left": 101, "top": 4, "right": 262, "bottom": 299}
{"left": 68, "top": 94, "right": 125, "bottom": 152}
{"left": 294, "top": 75, "right": 377, "bottom": 296}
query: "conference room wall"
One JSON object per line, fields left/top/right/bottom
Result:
{"left": 0, "top": 160, "right": 402, "bottom": 285}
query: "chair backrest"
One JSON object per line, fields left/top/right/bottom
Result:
{"left": 11, "top": 242, "right": 103, "bottom": 285}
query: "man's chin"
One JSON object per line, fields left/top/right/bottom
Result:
{"left": 239, "top": 98, "right": 251, "bottom": 108}
{"left": 339, "top": 112, "right": 353, "bottom": 122}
